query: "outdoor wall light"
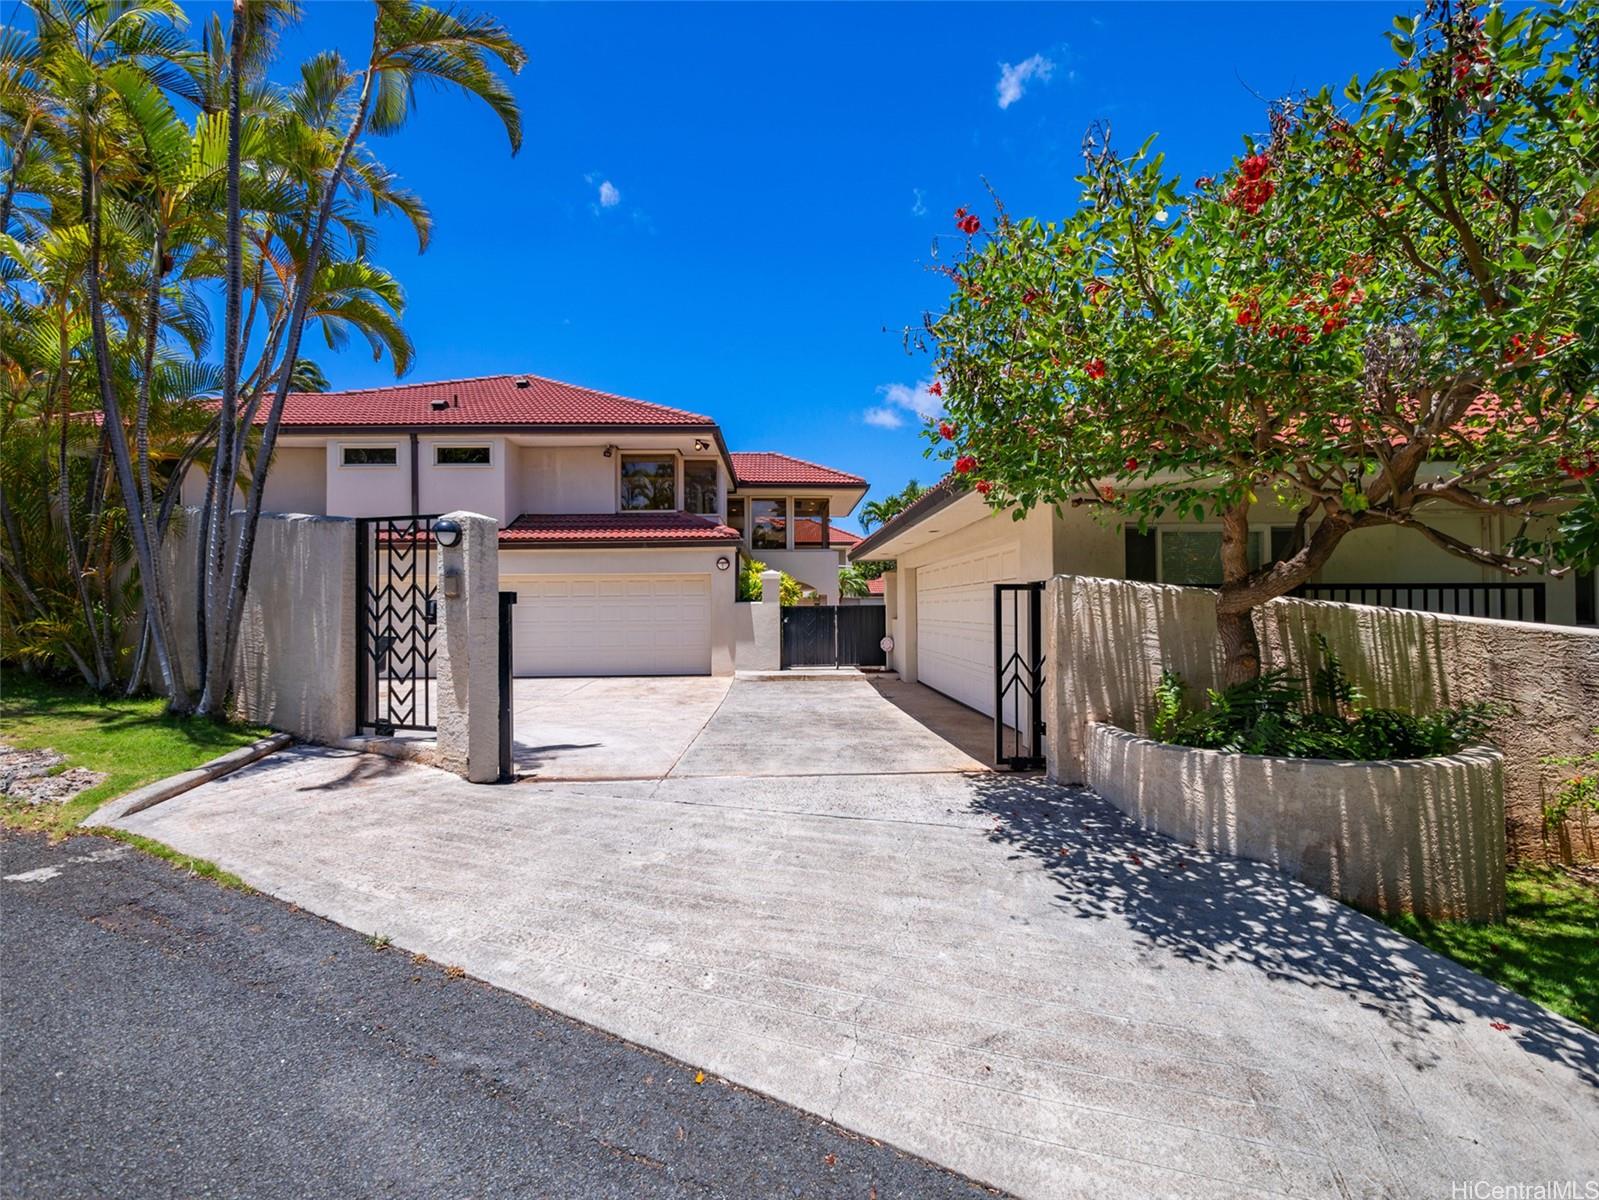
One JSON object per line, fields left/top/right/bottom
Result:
{"left": 433, "top": 517, "right": 463, "bottom": 548}
{"left": 602, "top": 444, "right": 616, "bottom": 458}
{"left": 441, "top": 566, "right": 462, "bottom": 599}
{"left": 694, "top": 439, "right": 711, "bottom": 452}
{"left": 716, "top": 556, "right": 731, "bottom": 571}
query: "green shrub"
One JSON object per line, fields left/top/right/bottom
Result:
{"left": 1148, "top": 636, "right": 1498, "bottom": 760}
{"left": 1541, "top": 731, "right": 1599, "bottom": 829}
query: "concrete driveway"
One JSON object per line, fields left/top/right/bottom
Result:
{"left": 512, "top": 675, "right": 986, "bottom": 780}
{"left": 104, "top": 679, "right": 1599, "bottom": 1199}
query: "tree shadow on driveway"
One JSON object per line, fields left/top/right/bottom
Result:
{"left": 965, "top": 773, "right": 1599, "bottom": 1089}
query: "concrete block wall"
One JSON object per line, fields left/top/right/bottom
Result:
{"left": 160, "top": 509, "right": 356, "bottom": 743}
{"left": 1046, "top": 575, "right": 1599, "bottom": 864}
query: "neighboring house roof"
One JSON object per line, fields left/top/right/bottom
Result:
{"left": 827, "top": 527, "right": 863, "bottom": 547}
{"left": 268, "top": 373, "right": 717, "bottom": 429}
{"left": 498, "top": 511, "right": 740, "bottom": 548}
{"left": 866, "top": 575, "right": 885, "bottom": 595}
{"left": 849, "top": 475, "right": 969, "bottom": 561}
{"left": 730, "top": 452, "right": 866, "bottom": 488}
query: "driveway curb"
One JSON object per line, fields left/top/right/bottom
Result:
{"left": 80, "top": 733, "right": 294, "bottom": 826}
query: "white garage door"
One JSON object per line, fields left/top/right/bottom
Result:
{"left": 505, "top": 574, "right": 711, "bottom": 676}
{"left": 915, "top": 543, "right": 1021, "bottom": 717}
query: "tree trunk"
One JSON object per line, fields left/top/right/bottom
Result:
{"left": 1215, "top": 502, "right": 1261, "bottom": 686}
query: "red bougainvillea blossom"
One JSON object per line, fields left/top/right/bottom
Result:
{"left": 975, "top": 480, "right": 993, "bottom": 496}
{"left": 955, "top": 207, "right": 981, "bottom": 235}
{"left": 954, "top": 454, "right": 978, "bottom": 475}
{"left": 927, "top": 380, "right": 943, "bottom": 396}
{"left": 1125, "top": 457, "right": 1139, "bottom": 472}
{"left": 1559, "top": 452, "right": 1598, "bottom": 480}
{"left": 938, "top": 420, "right": 956, "bottom": 440}
{"left": 1084, "top": 358, "right": 1107, "bottom": 380}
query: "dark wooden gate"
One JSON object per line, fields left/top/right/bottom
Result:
{"left": 780, "top": 605, "right": 887, "bottom": 669}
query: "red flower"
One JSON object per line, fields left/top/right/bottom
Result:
{"left": 1226, "top": 154, "right": 1275, "bottom": 215}
{"left": 1084, "top": 279, "right": 1110, "bottom": 301}
{"left": 954, "top": 454, "right": 978, "bottom": 475}
{"left": 928, "top": 380, "right": 943, "bottom": 397}
{"left": 975, "top": 479, "right": 993, "bottom": 497}
{"left": 1084, "top": 359, "right": 1107, "bottom": 380}
{"left": 938, "top": 420, "right": 956, "bottom": 440}
{"left": 1490, "top": 1021, "right": 1511, "bottom": 1032}
{"left": 1124, "top": 457, "right": 1138, "bottom": 472}
{"left": 1022, "top": 290, "right": 1039, "bottom": 304}
{"left": 957, "top": 212, "right": 981, "bottom": 235}
{"left": 1236, "top": 308, "right": 1258, "bottom": 328}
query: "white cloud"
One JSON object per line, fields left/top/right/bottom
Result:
{"left": 996, "top": 53, "right": 1054, "bottom": 110}
{"left": 864, "top": 377, "right": 942, "bottom": 429}
{"left": 597, "top": 180, "right": 621, "bottom": 208}
{"left": 911, "top": 188, "right": 927, "bottom": 217}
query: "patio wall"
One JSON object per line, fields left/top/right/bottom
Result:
{"left": 1045, "top": 575, "right": 1599, "bottom": 864}
{"left": 160, "top": 508, "right": 357, "bottom": 743}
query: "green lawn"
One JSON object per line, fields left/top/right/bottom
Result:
{"left": 1381, "top": 867, "right": 1599, "bottom": 1031}
{"left": 1, "top": 673, "right": 270, "bottom": 838}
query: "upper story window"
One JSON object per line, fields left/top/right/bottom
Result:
{"left": 435, "top": 445, "right": 492, "bottom": 466}
{"left": 620, "top": 454, "right": 676, "bottom": 511}
{"left": 793, "top": 498, "right": 829, "bottom": 548}
{"left": 750, "top": 498, "right": 786, "bottom": 550}
{"left": 727, "top": 497, "right": 746, "bottom": 536}
{"left": 341, "top": 445, "right": 397, "bottom": 466}
{"left": 683, "top": 459, "right": 719, "bottom": 515}
{"left": 1158, "top": 529, "right": 1265, "bottom": 586}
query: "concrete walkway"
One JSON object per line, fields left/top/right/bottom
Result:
{"left": 109, "top": 727, "right": 1599, "bottom": 1198}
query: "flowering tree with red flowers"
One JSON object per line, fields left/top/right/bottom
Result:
{"left": 927, "top": 0, "right": 1598, "bottom": 683}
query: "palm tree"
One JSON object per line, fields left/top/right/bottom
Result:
{"left": 858, "top": 478, "right": 930, "bottom": 532}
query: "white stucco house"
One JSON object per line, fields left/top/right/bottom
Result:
{"left": 209, "top": 372, "right": 868, "bottom": 677}
{"left": 852, "top": 476, "right": 1597, "bottom": 722}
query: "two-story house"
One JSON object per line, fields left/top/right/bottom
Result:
{"left": 206, "top": 372, "right": 868, "bottom": 677}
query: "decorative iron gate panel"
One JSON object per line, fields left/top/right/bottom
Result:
{"left": 836, "top": 606, "right": 887, "bottom": 668}
{"left": 993, "top": 582, "right": 1045, "bottom": 770}
{"left": 355, "top": 515, "right": 442, "bottom": 736}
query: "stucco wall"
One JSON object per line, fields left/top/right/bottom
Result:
{"left": 417, "top": 437, "right": 510, "bottom": 526}
{"left": 161, "top": 509, "right": 355, "bottom": 743}
{"left": 1085, "top": 723, "right": 1507, "bottom": 920}
{"left": 1045, "top": 575, "right": 1599, "bottom": 864}
{"left": 260, "top": 446, "right": 327, "bottom": 515}
{"left": 325, "top": 438, "right": 412, "bottom": 517}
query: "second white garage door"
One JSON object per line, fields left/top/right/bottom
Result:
{"left": 506, "top": 573, "right": 711, "bottom": 676}
{"left": 915, "top": 542, "right": 1021, "bottom": 717}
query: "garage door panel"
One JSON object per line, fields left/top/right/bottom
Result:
{"left": 916, "top": 544, "right": 1021, "bottom": 717}
{"left": 507, "top": 573, "right": 711, "bottom": 676}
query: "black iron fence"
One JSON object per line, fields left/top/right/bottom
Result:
{"left": 355, "top": 515, "right": 442, "bottom": 735}
{"left": 993, "top": 582, "right": 1045, "bottom": 771}
{"left": 1292, "top": 581, "right": 1546, "bottom": 623}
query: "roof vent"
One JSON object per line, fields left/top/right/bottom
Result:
{"left": 514, "top": 376, "right": 531, "bottom": 389}
{"left": 429, "top": 398, "right": 449, "bottom": 411}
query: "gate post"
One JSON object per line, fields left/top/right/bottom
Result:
{"left": 434, "top": 511, "right": 502, "bottom": 783}
{"left": 750, "top": 569, "right": 782, "bottom": 671}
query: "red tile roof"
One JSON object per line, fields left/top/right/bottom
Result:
{"left": 828, "top": 527, "right": 863, "bottom": 546}
{"left": 267, "top": 373, "right": 716, "bottom": 429}
{"left": 866, "top": 575, "right": 885, "bottom": 595}
{"left": 730, "top": 452, "right": 866, "bottom": 488}
{"left": 498, "top": 511, "right": 740, "bottom": 547}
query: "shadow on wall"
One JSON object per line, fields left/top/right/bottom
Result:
{"left": 965, "top": 772, "right": 1599, "bottom": 1089}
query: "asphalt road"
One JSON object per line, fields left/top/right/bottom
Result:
{"left": 1, "top": 831, "right": 997, "bottom": 1200}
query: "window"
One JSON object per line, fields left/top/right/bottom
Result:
{"left": 341, "top": 445, "right": 397, "bottom": 466}
{"left": 684, "top": 460, "right": 719, "bottom": 515}
{"left": 435, "top": 445, "right": 491, "bottom": 466}
{"left": 619, "top": 454, "right": 676, "bottom": 510}
{"left": 726, "top": 497, "right": 746, "bottom": 536}
{"left": 750, "top": 499, "right": 786, "bottom": 550}
{"left": 1157, "top": 529, "right": 1265, "bottom": 586}
{"left": 793, "top": 498, "right": 829, "bottom": 548}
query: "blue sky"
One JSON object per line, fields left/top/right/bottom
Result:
{"left": 213, "top": 1, "right": 1404, "bottom": 531}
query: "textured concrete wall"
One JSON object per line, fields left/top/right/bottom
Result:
{"left": 159, "top": 509, "right": 355, "bottom": 742}
{"left": 1086, "top": 723, "right": 1507, "bottom": 920}
{"left": 740, "top": 570, "right": 782, "bottom": 671}
{"left": 1045, "top": 575, "right": 1599, "bottom": 864}
{"left": 433, "top": 512, "right": 502, "bottom": 783}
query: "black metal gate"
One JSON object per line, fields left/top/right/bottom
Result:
{"left": 780, "top": 605, "right": 887, "bottom": 669}
{"left": 355, "top": 515, "right": 441, "bottom": 736}
{"left": 994, "top": 582, "right": 1045, "bottom": 770}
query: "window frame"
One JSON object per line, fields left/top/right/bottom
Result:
{"left": 339, "top": 442, "right": 400, "bottom": 468}
{"left": 682, "top": 458, "right": 721, "bottom": 517}
{"left": 725, "top": 496, "right": 746, "bottom": 537}
{"left": 749, "top": 497, "right": 788, "bottom": 551}
{"left": 1153, "top": 526, "right": 1267, "bottom": 586}
{"left": 791, "top": 497, "right": 830, "bottom": 549}
{"left": 617, "top": 451, "right": 680, "bottom": 512}
{"left": 432, "top": 442, "right": 494, "bottom": 468}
